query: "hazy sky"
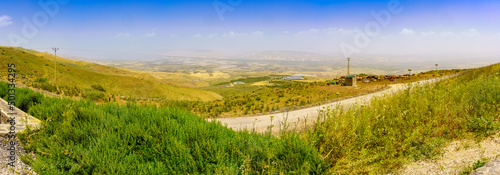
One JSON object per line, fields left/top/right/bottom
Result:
{"left": 1, "top": 0, "right": 499, "bottom": 60}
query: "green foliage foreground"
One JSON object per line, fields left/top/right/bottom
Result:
{"left": 307, "top": 63, "right": 500, "bottom": 173}
{"left": 0, "top": 83, "right": 326, "bottom": 174}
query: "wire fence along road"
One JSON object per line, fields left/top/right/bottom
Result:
{"left": 210, "top": 76, "right": 454, "bottom": 134}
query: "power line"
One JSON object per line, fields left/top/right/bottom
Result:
{"left": 60, "top": 48, "right": 164, "bottom": 57}
{"left": 52, "top": 47, "right": 59, "bottom": 88}
{"left": 54, "top": 47, "right": 220, "bottom": 60}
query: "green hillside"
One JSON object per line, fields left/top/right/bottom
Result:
{"left": 0, "top": 46, "right": 221, "bottom": 101}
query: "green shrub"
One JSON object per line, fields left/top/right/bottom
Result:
{"left": 82, "top": 90, "right": 105, "bottom": 101}
{"left": 34, "top": 78, "right": 48, "bottom": 83}
{"left": 467, "top": 115, "right": 499, "bottom": 137}
{"left": 1, "top": 83, "right": 42, "bottom": 112}
{"left": 32, "top": 82, "right": 56, "bottom": 92}
{"left": 90, "top": 84, "right": 105, "bottom": 92}
{"left": 461, "top": 159, "right": 487, "bottom": 175}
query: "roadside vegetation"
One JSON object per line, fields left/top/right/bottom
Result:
{"left": 143, "top": 70, "right": 458, "bottom": 117}
{"left": 305, "top": 63, "right": 500, "bottom": 173}
{"left": 0, "top": 82, "right": 327, "bottom": 174}
{"left": 461, "top": 159, "right": 487, "bottom": 175}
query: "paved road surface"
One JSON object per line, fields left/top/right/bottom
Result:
{"left": 210, "top": 76, "right": 451, "bottom": 134}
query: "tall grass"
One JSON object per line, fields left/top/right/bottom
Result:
{"left": 0, "top": 82, "right": 326, "bottom": 174}
{"left": 306, "top": 63, "right": 500, "bottom": 173}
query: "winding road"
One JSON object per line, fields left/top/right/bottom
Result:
{"left": 210, "top": 76, "right": 452, "bottom": 134}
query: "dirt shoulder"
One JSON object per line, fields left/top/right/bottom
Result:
{"left": 396, "top": 133, "right": 500, "bottom": 175}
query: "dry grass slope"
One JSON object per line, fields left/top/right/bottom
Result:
{"left": 0, "top": 46, "right": 221, "bottom": 101}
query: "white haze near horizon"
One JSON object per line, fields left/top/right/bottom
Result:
{"left": 21, "top": 27, "right": 499, "bottom": 64}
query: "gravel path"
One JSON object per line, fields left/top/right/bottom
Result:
{"left": 397, "top": 133, "right": 500, "bottom": 175}
{"left": 0, "top": 81, "right": 42, "bottom": 175}
{"left": 0, "top": 137, "right": 37, "bottom": 175}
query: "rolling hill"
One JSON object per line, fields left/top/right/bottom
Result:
{"left": 0, "top": 46, "right": 222, "bottom": 101}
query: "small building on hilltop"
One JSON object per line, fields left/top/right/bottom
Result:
{"left": 345, "top": 75, "right": 357, "bottom": 86}
{"left": 283, "top": 76, "right": 304, "bottom": 80}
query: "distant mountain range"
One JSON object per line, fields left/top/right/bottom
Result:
{"left": 50, "top": 49, "right": 497, "bottom": 75}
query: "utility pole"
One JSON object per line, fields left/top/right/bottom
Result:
{"left": 347, "top": 57, "right": 351, "bottom": 75}
{"left": 52, "top": 47, "right": 59, "bottom": 88}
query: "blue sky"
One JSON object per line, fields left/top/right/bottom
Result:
{"left": 1, "top": 0, "right": 499, "bottom": 60}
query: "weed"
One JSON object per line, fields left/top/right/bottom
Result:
{"left": 461, "top": 159, "right": 487, "bottom": 175}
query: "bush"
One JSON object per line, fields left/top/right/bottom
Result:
{"left": 34, "top": 78, "right": 48, "bottom": 83}
{"left": 467, "top": 115, "right": 499, "bottom": 137}
{"left": 32, "top": 82, "right": 57, "bottom": 92}
{"left": 91, "top": 84, "right": 105, "bottom": 92}
{"left": 82, "top": 90, "right": 105, "bottom": 101}
{"left": 0, "top": 83, "right": 43, "bottom": 112}
{"left": 16, "top": 91, "right": 43, "bottom": 112}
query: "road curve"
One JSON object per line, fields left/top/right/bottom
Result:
{"left": 209, "top": 76, "right": 452, "bottom": 134}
